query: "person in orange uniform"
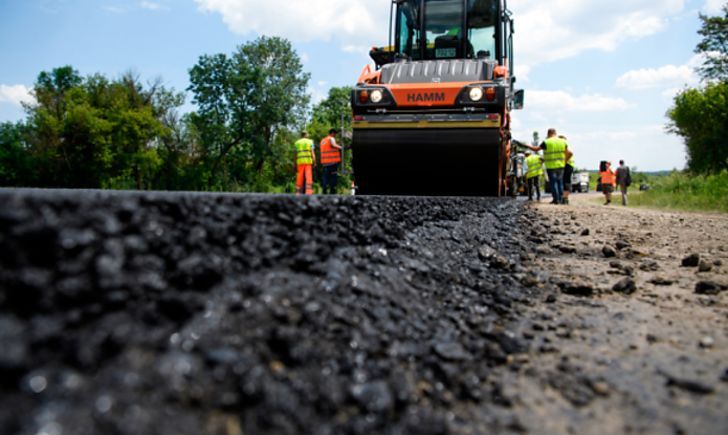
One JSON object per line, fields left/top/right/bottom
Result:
{"left": 294, "top": 132, "right": 315, "bottom": 195}
{"left": 600, "top": 161, "right": 617, "bottom": 205}
{"left": 319, "top": 128, "right": 342, "bottom": 195}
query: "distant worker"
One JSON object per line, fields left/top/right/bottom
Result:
{"left": 524, "top": 128, "right": 573, "bottom": 204}
{"left": 319, "top": 128, "right": 342, "bottom": 195}
{"left": 524, "top": 151, "right": 544, "bottom": 201}
{"left": 560, "top": 135, "right": 575, "bottom": 205}
{"left": 616, "top": 160, "right": 632, "bottom": 206}
{"left": 294, "top": 132, "right": 315, "bottom": 195}
{"left": 600, "top": 161, "right": 617, "bottom": 205}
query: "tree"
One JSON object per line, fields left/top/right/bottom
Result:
{"left": 667, "top": 81, "right": 728, "bottom": 174}
{"left": 695, "top": 4, "right": 728, "bottom": 81}
{"left": 23, "top": 66, "right": 181, "bottom": 189}
{"left": 188, "top": 36, "right": 310, "bottom": 190}
{"left": 0, "top": 122, "right": 32, "bottom": 186}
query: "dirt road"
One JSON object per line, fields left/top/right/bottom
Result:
{"left": 508, "top": 192, "right": 728, "bottom": 434}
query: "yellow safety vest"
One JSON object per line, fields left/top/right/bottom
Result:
{"left": 525, "top": 155, "right": 544, "bottom": 179}
{"left": 295, "top": 139, "right": 314, "bottom": 165}
{"left": 543, "top": 138, "right": 567, "bottom": 170}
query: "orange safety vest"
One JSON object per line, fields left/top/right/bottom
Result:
{"left": 320, "top": 136, "right": 341, "bottom": 166}
{"left": 600, "top": 169, "right": 616, "bottom": 186}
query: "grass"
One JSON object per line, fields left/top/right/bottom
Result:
{"left": 629, "top": 170, "right": 728, "bottom": 213}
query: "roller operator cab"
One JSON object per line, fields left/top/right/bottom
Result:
{"left": 352, "top": 0, "right": 525, "bottom": 196}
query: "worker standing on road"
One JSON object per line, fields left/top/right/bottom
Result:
{"left": 319, "top": 129, "right": 342, "bottom": 195}
{"left": 294, "top": 132, "right": 315, "bottom": 195}
{"left": 560, "top": 136, "right": 575, "bottom": 205}
{"left": 524, "top": 151, "right": 544, "bottom": 201}
{"left": 616, "top": 160, "right": 632, "bottom": 206}
{"left": 525, "top": 128, "right": 573, "bottom": 204}
{"left": 600, "top": 161, "right": 617, "bottom": 205}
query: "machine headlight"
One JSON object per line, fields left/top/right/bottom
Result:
{"left": 469, "top": 87, "right": 484, "bottom": 102}
{"left": 370, "top": 89, "right": 384, "bottom": 104}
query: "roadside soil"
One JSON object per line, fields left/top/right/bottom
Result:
{"left": 504, "top": 192, "right": 728, "bottom": 434}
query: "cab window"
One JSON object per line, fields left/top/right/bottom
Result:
{"left": 467, "top": 0, "right": 497, "bottom": 59}
{"left": 424, "top": 0, "right": 464, "bottom": 59}
{"left": 398, "top": 0, "right": 422, "bottom": 60}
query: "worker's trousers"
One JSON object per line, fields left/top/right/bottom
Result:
{"left": 322, "top": 164, "right": 339, "bottom": 195}
{"left": 546, "top": 169, "right": 564, "bottom": 204}
{"left": 620, "top": 184, "right": 629, "bottom": 206}
{"left": 296, "top": 164, "right": 313, "bottom": 195}
{"left": 527, "top": 176, "right": 541, "bottom": 201}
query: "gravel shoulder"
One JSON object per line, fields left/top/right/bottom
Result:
{"left": 507, "top": 193, "right": 728, "bottom": 434}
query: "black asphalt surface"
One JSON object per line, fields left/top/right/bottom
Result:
{"left": 0, "top": 189, "right": 542, "bottom": 435}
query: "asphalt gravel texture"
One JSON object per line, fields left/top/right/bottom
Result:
{"left": 0, "top": 189, "right": 542, "bottom": 435}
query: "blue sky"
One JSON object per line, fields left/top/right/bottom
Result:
{"left": 1, "top": 0, "right": 725, "bottom": 171}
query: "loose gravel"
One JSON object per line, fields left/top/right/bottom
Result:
{"left": 0, "top": 189, "right": 541, "bottom": 435}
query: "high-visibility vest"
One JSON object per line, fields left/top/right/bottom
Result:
{"left": 320, "top": 136, "right": 341, "bottom": 165}
{"left": 567, "top": 154, "right": 575, "bottom": 167}
{"left": 295, "top": 138, "right": 314, "bottom": 165}
{"left": 525, "top": 155, "right": 544, "bottom": 179}
{"left": 600, "top": 169, "right": 616, "bottom": 186}
{"left": 543, "top": 137, "right": 567, "bottom": 170}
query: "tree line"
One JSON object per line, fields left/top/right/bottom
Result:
{"left": 667, "top": 5, "right": 728, "bottom": 175}
{"left": 0, "top": 36, "right": 353, "bottom": 193}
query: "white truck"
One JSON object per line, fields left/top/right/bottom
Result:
{"left": 571, "top": 172, "right": 590, "bottom": 193}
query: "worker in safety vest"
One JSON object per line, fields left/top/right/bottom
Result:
{"left": 294, "top": 132, "right": 315, "bottom": 195}
{"left": 600, "top": 161, "right": 617, "bottom": 205}
{"left": 524, "top": 151, "right": 544, "bottom": 201}
{"left": 524, "top": 128, "right": 573, "bottom": 204}
{"left": 560, "top": 135, "right": 575, "bottom": 205}
{"left": 319, "top": 128, "right": 342, "bottom": 195}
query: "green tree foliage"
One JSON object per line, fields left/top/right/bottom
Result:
{"left": 2, "top": 37, "right": 325, "bottom": 193}
{"left": 21, "top": 66, "right": 184, "bottom": 189}
{"left": 667, "top": 81, "right": 728, "bottom": 174}
{"left": 188, "top": 36, "right": 310, "bottom": 190}
{"left": 0, "top": 122, "right": 32, "bottom": 185}
{"left": 666, "top": 7, "right": 728, "bottom": 175}
{"left": 696, "top": 4, "right": 728, "bottom": 81}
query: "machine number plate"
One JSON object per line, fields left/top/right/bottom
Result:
{"left": 435, "top": 48, "right": 456, "bottom": 58}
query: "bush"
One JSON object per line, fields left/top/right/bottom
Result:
{"left": 631, "top": 170, "right": 728, "bottom": 213}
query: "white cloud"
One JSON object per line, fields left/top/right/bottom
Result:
{"left": 512, "top": 0, "right": 686, "bottom": 72}
{"left": 342, "top": 45, "right": 372, "bottom": 55}
{"left": 703, "top": 0, "right": 726, "bottom": 14}
{"left": 140, "top": 1, "right": 165, "bottom": 11}
{"left": 103, "top": 5, "right": 127, "bottom": 14}
{"left": 616, "top": 57, "right": 701, "bottom": 90}
{"left": 526, "top": 90, "right": 631, "bottom": 112}
{"left": 616, "top": 54, "right": 707, "bottom": 91}
{"left": 193, "top": 0, "right": 388, "bottom": 46}
{"left": 194, "top": 0, "right": 688, "bottom": 65}
{"left": 0, "top": 85, "right": 34, "bottom": 107}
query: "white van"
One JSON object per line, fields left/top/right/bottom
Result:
{"left": 571, "top": 172, "right": 590, "bottom": 193}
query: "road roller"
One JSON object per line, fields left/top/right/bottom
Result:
{"left": 351, "top": 0, "right": 524, "bottom": 196}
